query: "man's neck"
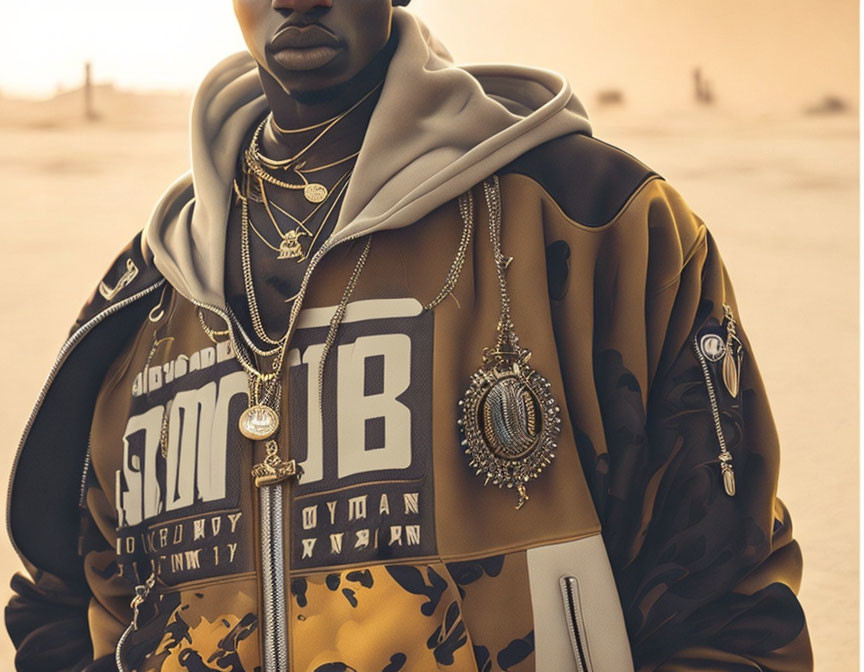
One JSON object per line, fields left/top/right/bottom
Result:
{"left": 256, "top": 33, "right": 398, "bottom": 164}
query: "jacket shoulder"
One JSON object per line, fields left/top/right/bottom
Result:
{"left": 499, "top": 132, "right": 662, "bottom": 228}
{"left": 71, "top": 230, "right": 165, "bottom": 334}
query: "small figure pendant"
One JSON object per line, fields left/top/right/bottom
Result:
{"left": 278, "top": 229, "right": 307, "bottom": 260}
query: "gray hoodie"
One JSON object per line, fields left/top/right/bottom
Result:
{"left": 145, "top": 8, "right": 592, "bottom": 309}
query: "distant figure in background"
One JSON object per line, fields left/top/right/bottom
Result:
{"left": 84, "top": 62, "right": 97, "bottom": 122}
{"left": 693, "top": 67, "right": 715, "bottom": 105}
{"left": 5, "top": 1, "right": 812, "bottom": 671}
{"left": 595, "top": 88, "right": 625, "bottom": 108}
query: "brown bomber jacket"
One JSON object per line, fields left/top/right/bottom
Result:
{"left": 6, "top": 129, "right": 813, "bottom": 671}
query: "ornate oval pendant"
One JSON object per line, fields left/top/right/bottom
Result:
{"left": 304, "top": 183, "right": 329, "bottom": 204}
{"left": 239, "top": 404, "right": 280, "bottom": 441}
{"left": 459, "top": 359, "right": 561, "bottom": 509}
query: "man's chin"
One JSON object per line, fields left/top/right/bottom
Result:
{"left": 263, "top": 61, "right": 354, "bottom": 101}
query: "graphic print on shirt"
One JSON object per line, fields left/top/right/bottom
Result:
{"left": 286, "top": 298, "right": 436, "bottom": 570}
{"left": 114, "top": 297, "right": 436, "bottom": 584}
{"left": 114, "top": 339, "right": 253, "bottom": 586}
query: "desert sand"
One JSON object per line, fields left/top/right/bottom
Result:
{"left": 0, "top": 87, "right": 857, "bottom": 669}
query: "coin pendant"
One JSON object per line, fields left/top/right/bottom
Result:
{"left": 304, "top": 183, "right": 328, "bottom": 204}
{"left": 239, "top": 404, "right": 280, "bottom": 441}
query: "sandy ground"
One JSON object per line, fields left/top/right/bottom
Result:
{"left": 0, "top": 91, "right": 857, "bottom": 669}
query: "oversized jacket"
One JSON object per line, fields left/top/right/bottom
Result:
{"left": 6, "top": 9, "right": 812, "bottom": 672}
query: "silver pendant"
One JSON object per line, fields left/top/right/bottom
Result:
{"left": 239, "top": 404, "right": 280, "bottom": 441}
{"left": 722, "top": 348, "right": 741, "bottom": 398}
{"left": 721, "top": 304, "right": 743, "bottom": 398}
{"left": 459, "top": 352, "right": 561, "bottom": 510}
{"left": 699, "top": 333, "right": 726, "bottom": 362}
{"left": 457, "top": 175, "right": 561, "bottom": 510}
{"left": 304, "top": 183, "right": 328, "bottom": 204}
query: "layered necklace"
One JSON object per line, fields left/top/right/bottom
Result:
{"left": 225, "top": 87, "right": 382, "bottom": 485}
{"left": 237, "top": 82, "right": 378, "bottom": 264}
{"left": 235, "top": 162, "right": 353, "bottom": 263}
{"left": 237, "top": 164, "right": 351, "bottom": 350}
{"left": 244, "top": 80, "right": 381, "bottom": 204}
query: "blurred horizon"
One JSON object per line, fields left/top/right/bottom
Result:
{"left": 0, "top": 0, "right": 858, "bottom": 116}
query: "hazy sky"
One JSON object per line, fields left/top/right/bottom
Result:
{"left": 1, "top": 0, "right": 858, "bottom": 114}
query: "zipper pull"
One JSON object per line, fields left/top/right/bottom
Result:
{"left": 130, "top": 571, "right": 156, "bottom": 631}
{"left": 719, "top": 450, "right": 737, "bottom": 497}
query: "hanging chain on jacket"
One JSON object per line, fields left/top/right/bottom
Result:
{"left": 237, "top": 236, "right": 373, "bottom": 487}
{"left": 424, "top": 189, "right": 475, "bottom": 311}
{"left": 232, "top": 232, "right": 374, "bottom": 486}
{"left": 457, "top": 175, "right": 562, "bottom": 510}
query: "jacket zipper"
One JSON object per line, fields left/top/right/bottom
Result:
{"left": 6, "top": 279, "right": 166, "bottom": 561}
{"left": 559, "top": 575, "right": 592, "bottom": 672}
{"left": 259, "top": 485, "right": 289, "bottom": 671}
{"left": 692, "top": 335, "right": 737, "bottom": 496}
{"left": 115, "top": 571, "right": 157, "bottom": 672}
{"left": 78, "top": 437, "right": 93, "bottom": 509}
{"left": 193, "top": 229, "right": 367, "bottom": 672}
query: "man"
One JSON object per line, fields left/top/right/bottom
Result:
{"left": 6, "top": 1, "right": 813, "bottom": 670}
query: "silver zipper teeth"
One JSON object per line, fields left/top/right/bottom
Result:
{"left": 692, "top": 336, "right": 731, "bottom": 460}
{"left": 78, "top": 437, "right": 93, "bottom": 509}
{"left": 260, "top": 486, "right": 289, "bottom": 672}
{"left": 6, "top": 279, "right": 166, "bottom": 560}
{"left": 115, "top": 571, "right": 157, "bottom": 672}
{"left": 559, "top": 576, "right": 590, "bottom": 672}
{"left": 115, "top": 623, "right": 134, "bottom": 672}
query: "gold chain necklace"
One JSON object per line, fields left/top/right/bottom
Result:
{"left": 235, "top": 164, "right": 352, "bottom": 262}
{"left": 258, "top": 168, "right": 352, "bottom": 261}
{"left": 240, "top": 167, "right": 352, "bottom": 348}
{"left": 235, "top": 237, "right": 373, "bottom": 487}
{"left": 247, "top": 82, "right": 381, "bottom": 204}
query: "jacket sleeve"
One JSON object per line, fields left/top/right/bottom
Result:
{"left": 587, "top": 180, "right": 813, "bottom": 671}
{"left": 6, "top": 560, "right": 93, "bottom": 671}
{"left": 6, "top": 481, "right": 134, "bottom": 671}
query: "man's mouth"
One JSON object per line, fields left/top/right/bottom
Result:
{"left": 269, "top": 24, "right": 343, "bottom": 72}
{"left": 271, "top": 24, "right": 341, "bottom": 50}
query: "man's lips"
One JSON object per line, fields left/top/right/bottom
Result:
{"left": 271, "top": 24, "right": 341, "bottom": 51}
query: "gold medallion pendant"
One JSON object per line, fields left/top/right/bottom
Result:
{"left": 457, "top": 176, "right": 561, "bottom": 510}
{"left": 304, "top": 183, "right": 328, "bottom": 204}
{"left": 459, "top": 350, "right": 561, "bottom": 510}
{"left": 239, "top": 404, "right": 280, "bottom": 441}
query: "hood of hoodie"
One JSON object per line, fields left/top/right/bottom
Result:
{"left": 144, "top": 9, "right": 592, "bottom": 308}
